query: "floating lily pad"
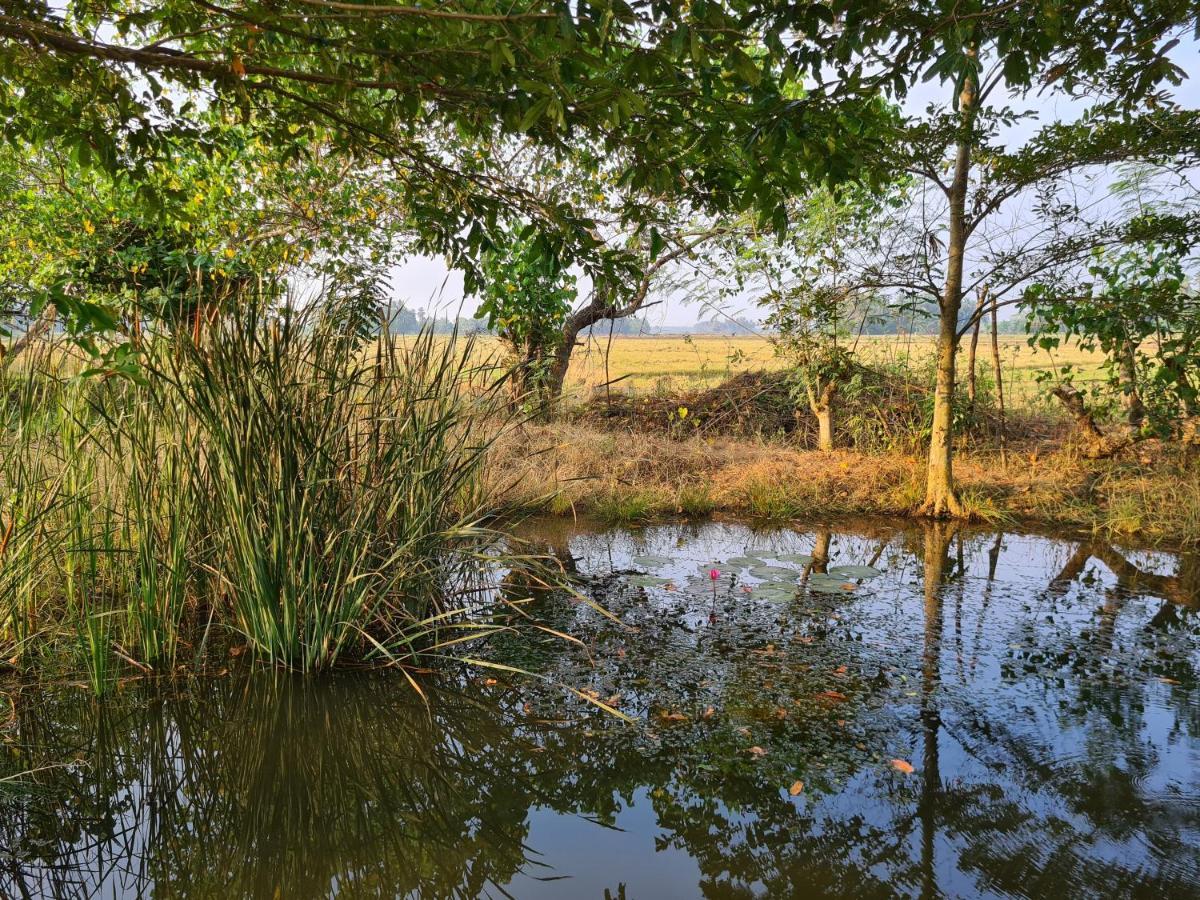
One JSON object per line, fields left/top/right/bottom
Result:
{"left": 632, "top": 555, "right": 673, "bottom": 570}
{"left": 827, "top": 565, "right": 883, "bottom": 579}
{"left": 752, "top": 585, "right": 799, "bottom": 602}
{"left": 723, "top": 556, "right": 765, "bottom": 569}
{"left": 806, "top": 574, "right": 857, "bottom": 594}
{"left": 748, "top": 565, "right": 793, "bottom": 581}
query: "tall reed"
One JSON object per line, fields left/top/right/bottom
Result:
{"left": 2, "top": 299, "right": 532, "bottom": 679}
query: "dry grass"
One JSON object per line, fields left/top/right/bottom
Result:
{"left": 490, "top": 421, "right": 1200, "bottom": 546}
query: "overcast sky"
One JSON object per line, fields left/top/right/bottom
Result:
{"left": 389, "top": 38, "right": 1199, "bottom": 329}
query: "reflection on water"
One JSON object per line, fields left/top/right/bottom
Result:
{"left": 1, "top": 519, "right": 1198, "bottom": 899}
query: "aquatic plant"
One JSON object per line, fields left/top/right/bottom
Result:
{"left": 0, "top": 300, "right": 535, "bottom": 675}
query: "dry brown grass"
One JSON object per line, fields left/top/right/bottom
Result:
{"left": 490, "top": 420, "right": 1200, "bottom": 545}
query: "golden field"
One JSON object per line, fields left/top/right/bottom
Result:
{"left": 551, "top": 333, "right": 1109, "bottom": 407}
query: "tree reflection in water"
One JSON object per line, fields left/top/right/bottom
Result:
{"left": 1, "top": 520, "right": 1197, "bottom": 899}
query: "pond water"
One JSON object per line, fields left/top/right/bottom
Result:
{"left": 2, "top": 518, "right": 1199, "bottom": 898}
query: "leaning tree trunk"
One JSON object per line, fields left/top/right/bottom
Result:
{"left": 920, "top": 74, "right": 975, "bottom": 519}
{"left": 1051, "top": 382, "right": 1135, "bottom": 459}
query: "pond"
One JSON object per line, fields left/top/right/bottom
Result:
{"left": 1, "top": 518, "right": 1198, "bottom": 898}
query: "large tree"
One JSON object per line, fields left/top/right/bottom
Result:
{"left": 0, "top": 1, "right": 891, "bottom": 341}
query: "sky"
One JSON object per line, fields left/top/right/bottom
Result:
{"left": 388, "top": 36, "right": 1200, "bottom": 329}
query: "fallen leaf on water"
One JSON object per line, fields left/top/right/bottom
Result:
{"left": 484, "top": 678, "right": 498, "bottom": 686}
{"left": 891, "top": 759, "right": 915, "bottom": 774}
{"left": 701, "top": 706, "right": 716, "bottom": 720}
{"left": 789, "top": 780, "right": 804, "bottom": 796}
{"left": 840, "top": 583, "right": 856, "bottom": 591}
{"left": 1158, "top": 677, "right": 1181, "bottom": 685}
{"left": 737, "top": 726, "right": 752, "bottom": 737}
{"left": 774, "top": 707, "right": 789, "bottom": 719}
{"left": 833, "top": 665, "right": 848, "bottom": 675}
{"left": 747, "top": 746, "right": 767, "bottom": 758}
{"left": 659, "top": 710, "right": 689, "bottom": 721}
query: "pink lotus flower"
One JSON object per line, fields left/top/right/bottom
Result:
{"left": 709, "top": 568, "right": 720, "bottom": 581}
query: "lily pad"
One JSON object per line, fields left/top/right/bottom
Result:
{"left": 748, "top": 565, "right": 793, "bottom": 580}
{"left": 827, "top": 565, "right": 883, "bottom": 580}
{"left": 805, "top": 574, "right": 857, "bottom": 594}
{"left": 723, "top": 556, "right": 765, "bottom": 569}
{"left": 760, "top": 553, "right": 814, "bottom": 566}
{"left": 752, "top": 585, "right": 799, "bottom": 602}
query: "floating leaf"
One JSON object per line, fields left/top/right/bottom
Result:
{"left": 806, "top": 574, "right": 854, "bottom": 594}
{"left": 891, "top": 759, "right": 915, "bottom": 774}
{"left": 789, "top": 780, "right": 804, "bottom": 796}
{"left": 749, "top": 565, "right": 792, "bottom": 580}
{"left": 747, "top": 745, "right": 767, "bottom": 758}
{"left": 828, "top": 565, "right": 883, "bottom": 579}
{"left": 767, "top": 553, "right": 814, "bottom": 565}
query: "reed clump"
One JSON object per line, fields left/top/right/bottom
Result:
{"left": 1, "top": 303, "right": 529, "bottom": 688}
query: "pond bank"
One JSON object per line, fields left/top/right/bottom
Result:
{"left": 491, "top": 421, "right": 1200, "bottom": 546}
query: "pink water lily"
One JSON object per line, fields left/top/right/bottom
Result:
{"left": 709, "top": 568, "right": 720, "bottom": 581}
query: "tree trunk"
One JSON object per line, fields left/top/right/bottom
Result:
{"left": 1117, "top": 340, "right": 1145, "bottom": 428}
{"left": 920, "top": 77, "right": 974, "bottom": 518}
{"left": 807, "top": 382, "right": 836, "bottom": 452}
{"left": 1051, "top": 382, "right": 1135, "bottom": 458}
{"left": 989, "top": 289, "right": 1007, "bottom": 462}
{"left": 922, "top": 271, "right": 966, "bottom": 517}
{"left": 966, "top": 289, "right": 985, "bottom": 409}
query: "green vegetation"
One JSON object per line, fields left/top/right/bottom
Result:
{"left": 1, "top": 303, "right": 535, "bottom": 687}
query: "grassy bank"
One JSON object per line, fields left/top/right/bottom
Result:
{"left": 490, "top": 420, "right": 1200, "bottom": 547}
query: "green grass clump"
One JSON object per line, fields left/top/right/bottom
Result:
{"left": 1, "top": 300, "right": 534, "bottom": 682}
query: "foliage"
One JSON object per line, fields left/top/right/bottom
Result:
{"left": 1027, "top": 241, "right": 1200, "bottom": 431}
{"left": 0, "top": 0, "right": 894, "bottom": 338}
{"left": 475, "top": 229, "right": 576, "bottom": 401}
{"left": 0, "top": 130, "right": 407, "bottom": 363}
{"left": 0, "top": 297, "right": 542, "bottom": 676}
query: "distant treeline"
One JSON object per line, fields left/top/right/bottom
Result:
{"left": 380, "top": 304, "right": 1037, "bottom": 338}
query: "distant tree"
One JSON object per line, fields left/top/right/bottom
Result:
{"left": 475, "top": 229, "right": 577, "bottom": 409}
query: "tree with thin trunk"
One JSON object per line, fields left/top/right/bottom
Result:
{"left": 754, "top": 0, "right": 1200, "bottom": 516}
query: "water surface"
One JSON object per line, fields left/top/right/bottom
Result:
{"left": 2, "top": 518, "right": 1198, "bottom": 898}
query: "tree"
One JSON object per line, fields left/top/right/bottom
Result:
{"left": 0, "top": 1, "right": 893, "bottom": 348}
{"left": 748, "top": 0, "right": 1200, "bottom": 515}
{"left": 1029, "top": 241, "right": 1200, "bottom": 453}
{"left": 475, "top": 229, "right": 577, "bottom": 409}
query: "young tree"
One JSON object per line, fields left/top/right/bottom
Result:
{"left": 475, "top": 229, "right": 577, "bottom": 409}
{"left": 1029, "top": 241, "right": 1199, "bottom": 453}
